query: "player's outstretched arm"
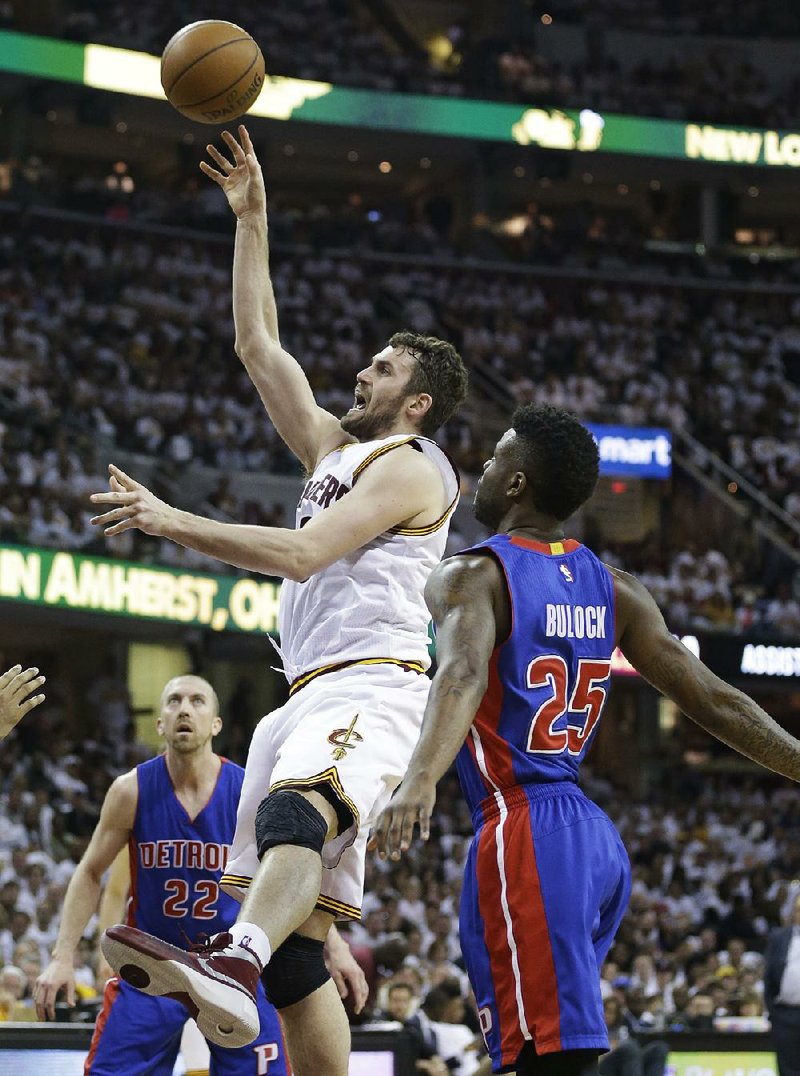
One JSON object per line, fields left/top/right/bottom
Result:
{"left": 613, "top": 567, "right": 800, "bottom": 782}
{"left": 33, "top": 772, "right": 137, "bottom": 1020}
{"left": 201, "top": 125, "right": 347, "bottom": 472}
{"left": 0, "top": 664, "right": 46, "bottom": 740}
{"left": 91, "top": 447, "right": 443, "bottom": 581}
{"left": 370, "top": 555, "right": 501, "bottom": 860}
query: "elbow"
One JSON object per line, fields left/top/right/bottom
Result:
{"left": 234, "top": 327, "right": 274, "bottom": 362}
{"left": 287, "top": 545, "right": 323, "bottom": 583}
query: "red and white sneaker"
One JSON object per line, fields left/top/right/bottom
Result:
{"left": 101, "top": 925, "right": 261, "bottom": 1048}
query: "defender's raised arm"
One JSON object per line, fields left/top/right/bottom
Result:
{"left": 613, "top": 566, "right": 800, "bottom": 782}
{"left": 201, "top": 125, "right": 348, "bottom": 472}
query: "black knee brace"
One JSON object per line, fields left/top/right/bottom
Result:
{"left": 255, "top": 789, "right": 328, "bottom": 859}
{"left": 260, "top": 932, "right": 331, "bottom": 1009}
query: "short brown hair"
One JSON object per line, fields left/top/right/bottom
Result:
{"left": 390, "top": 330, "right": 468, "bottom": 436}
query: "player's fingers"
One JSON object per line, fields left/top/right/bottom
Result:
{"left": 8, "top": 666, "right": 37, "bottom": 694}
{"left": 399, "top": 808, "right": 418, "bottom": 852}
{"left": 330, "top": 967, "right": 347, "bottom": 1000}
{"left": 206, "top": 143, "right": 234, "bottom": 172}
{"left": 199, "top": 160, "right": 226, "bottom": 184}
{"left": 386, "top": 810, "right": 404, "bottom": 859}
{"left": 221, "top": 129, "right": 246, "bottom": 164}
{"left": 108, "top": 463, "right": 139, "bottom": 489}
{"left": 90, "top": 491, "right": 135, "bottom": 506}
{"left": 91, "top": 506, "right": 134, "bottom": 526}
{"left": 351, "top": 967, "right": 369, "bottom": 1013}
{"left": 103, "top": 519, "right": 135, "bottom": 537}
{"left": 419, "top": 806, "right": 431, "bottom": 842}
{"left": 19, "top": 692, "right": 46, "bottom": 715}
{"left": 239, "top": 124, "right": 255, "bottom": 155}
{"left": 11, "top": 669, "right": 43, "bottom": 699}
{"left": 42, "top": 983, "right": 57, "bottom": 1021}
{"left": 0, "top": 664, "right": 22, "bottom": 688}
{"left": 109, "top": 475, "right": 126, "bottom": 492}
{"left": 370, "top": 808, "right": 392, "bottom": 854}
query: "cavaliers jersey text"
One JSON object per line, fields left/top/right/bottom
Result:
{"left": 457, "top": 535, "right": 615, "bottom": 814}
{"left": 277, "top": 434, "right": 459, "bottom": 684}
{"left": 127, "top": 755, "right": 244, "bottom": 947}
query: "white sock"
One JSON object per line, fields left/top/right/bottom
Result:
{"left": 225, "top": 922, "right": 272, "bottom": 969}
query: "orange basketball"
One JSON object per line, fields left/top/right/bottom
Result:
{"left": 161, "top": 20, "right": 265, "bottom": 125}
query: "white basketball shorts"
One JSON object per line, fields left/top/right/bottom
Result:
{"left": 221, "top": 663, "right": 430, "bottom": 920}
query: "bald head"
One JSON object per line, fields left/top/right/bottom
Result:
{"left": 160, "top": 675, "right": 219, "bottom": 715}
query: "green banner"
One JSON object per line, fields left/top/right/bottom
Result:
{"left": 1, "top": 29, "right": 799, "bottom": 166}
{"left": 0, "top": 544, "right": 280, "bottom": 635}
{"left": 0, "top": 29, "right": 83, "bottom": 81}
{"left": 668, "top": 1052, "right": 777, "bottom": 1076}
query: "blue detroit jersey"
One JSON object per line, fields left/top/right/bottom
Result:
{"left": 128, "top": 755, "right": 244, "bottom": 947}
{"left": 456, "top": 535, "right": 616, "bottom": 814}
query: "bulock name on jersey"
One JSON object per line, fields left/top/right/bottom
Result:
{"left": 545, "top": 603, "right": 608, "bottom": 639}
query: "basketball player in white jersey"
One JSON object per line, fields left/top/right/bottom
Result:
{"left": 89, "top": 126, "right": 468, "bottom": 1076}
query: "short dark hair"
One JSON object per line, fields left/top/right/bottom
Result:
{"left": 511, "top": 403, "right": 599, "bottom": 521}
{"left": 390, "top": 330, "right": 468, "bottom": 436}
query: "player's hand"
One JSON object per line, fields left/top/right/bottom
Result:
{"left": 200, "top": 125, "right": 266, "bottom": 221}
{"left": 90, "top": 465, "right": 175, "bottom": 538}
{"left": 368, "top": 775, "right": 436, "bottom": 861}
{"left": 0, "top": 664, "right": 46, "bottom": 739}
{"left": 33, "top": 958, "right": 76, "bottom": 1021}
{"left": 325, "top": 933, "right": 369, "bottom": 1014}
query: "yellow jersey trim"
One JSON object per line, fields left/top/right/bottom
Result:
{"left": 351, "top": 436, "right": 417, "bottom": 481}
{"left": 289, "top": 657, "right": 427, "bottom": 696}
{"left": 391, "top": 488, "right": 459, "bottom": 535}
{"left": 316, "top": 893, "right": 362, "bottom": 921}
{"left": 269, "top": 766, "right": 361, "bottom": 833}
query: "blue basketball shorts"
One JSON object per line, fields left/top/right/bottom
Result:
{"left": 85, "top": 977, "right": 288, "bottom": 1075}
{"left": 460, "top": 783, "right": 631, "bottom": 1073}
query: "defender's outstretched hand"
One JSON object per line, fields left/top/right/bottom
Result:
{"left": 0, "top": 664, "right": 46, "bottom": 739}
{"left": 90, "top": 465, "right": 175, "bottom": 538}
{"left": 200, "top": 124, "right": 266, "bottom": 221}
{"left": 369, "top": 775, "right": 436, "bottom": 861}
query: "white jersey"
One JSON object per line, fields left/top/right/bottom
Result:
{"left": 275, "top": 434, "right": 460, "bottom": 687}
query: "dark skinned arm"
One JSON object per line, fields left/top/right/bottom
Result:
{"left": 613, "top": 566, "right": 800, "bottom": 781}
{"left": 369, "top": 553, "right": 505, "bottom": 860}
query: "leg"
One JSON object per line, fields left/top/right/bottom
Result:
{"left": 86, "top": 980, "right": 184, "bottom": 1076}
{"left": 263, "top": 909, "right": 350, "bottom": 1076}
{"left": 640, "top": 1041, "right": 668, "bottom": 1076}
{"left": 516, "top": 1043, "right": 602, "bottom": 1076}
{"left": 238, "top": 789, "right": 339, "bottom": 951}
{"left": 597, "top": 1041, "right": 643, "bottom": 1076}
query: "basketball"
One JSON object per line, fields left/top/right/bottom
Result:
{"left": 160, "top": 20, "right": 265, "bottom": 125}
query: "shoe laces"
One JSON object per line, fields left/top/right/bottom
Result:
{"left": 185, "top": 931, "right": 234, "bottom": 957}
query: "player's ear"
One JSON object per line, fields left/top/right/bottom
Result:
{"left": 155, "top": 716, "right": 165, "bottom": 738}
{"left": 212, "top": 715, "right": 223, "bottom": 736}
{"left": 408, "top": 392, "right": 432, "bottom": 423}
{"left": 508, "top": 470, "right": 527, "bottom": 499}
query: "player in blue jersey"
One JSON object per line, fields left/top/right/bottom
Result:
{"left": 33, "top": 674, "right": 366, "bottom": 1075}
{"left": 372, "top": 404, "right": 800, "bottom": 1076}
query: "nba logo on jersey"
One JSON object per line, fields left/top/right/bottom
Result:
{"left": 560, "top": 564, "right": 574, "bottom": 583}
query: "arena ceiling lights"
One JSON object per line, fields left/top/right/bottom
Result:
{"left": 2, "top": 29, "right": 800, "bottom": 168}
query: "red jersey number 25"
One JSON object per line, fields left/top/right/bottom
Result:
{"left": 525, "top": 656, "right": 611, "bottom": 755}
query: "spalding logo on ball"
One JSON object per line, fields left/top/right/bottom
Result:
{"left": 161, "top": 20, "right": 265, "bottom": 124}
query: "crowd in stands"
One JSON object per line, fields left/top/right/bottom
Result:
{"left": 18, "top": 0, "right": 800, "bottom": 128}
{"left": 1, "top": 204, "right": 797, "bottom": 628}
{"left": 0, "top": 699, "right": 794, "bottom": 1071}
